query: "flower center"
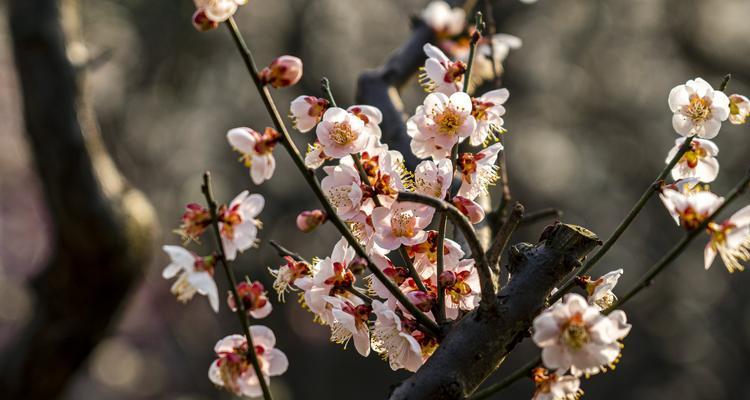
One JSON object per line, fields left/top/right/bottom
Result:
{"left": 684, "top": 95, "right": 712, "bottom": 123}
{"left": 327, "top": 186, "right": 353, "bottom": 210}
{"left": 471, "top": 99, "right": 494, "bottom": 121}
{"left": 433, "top": 107, "right": 464, "bottom": 136}
{"left": 330, "top": 122, "right": 357, "bottom": 145}
{"left": 443, "top": 61, "right": 467, "bottom": 83}
{"left": 391, "top": 209, "right": 417, "bottom": 238}
{"left": 680, "top": 143, "right": 708, "bottom": 168}
{"left": 561, "top": 314, "right": 590, "bottom": 349}
{"left": 677, "top": 207, "right": 706, "bottom": 230}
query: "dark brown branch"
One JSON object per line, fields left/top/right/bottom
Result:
{"left": 1, "top": 0, "right": 156, "bottom": 397}
{"left": 387, "top": 223, "right": 600, "bottom": 400}
{"left": 487, "top": 202, "right": 524, "bottom": 272}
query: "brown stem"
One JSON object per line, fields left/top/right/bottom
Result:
{"left": 487, "top": 202, "right": 524, "bottom": 273}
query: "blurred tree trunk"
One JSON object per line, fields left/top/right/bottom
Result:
{"left": 0, "top": 0, "right": 157, "bottom": 398}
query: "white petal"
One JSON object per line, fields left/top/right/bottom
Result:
{"left": 227, "top": 128, "right": 257, "bottom": 154}
{"left": 188, "top": 272, "right": 219, "bottom": 312}
{"left": 265, "top": 348, "right": 289, "bottom": 376}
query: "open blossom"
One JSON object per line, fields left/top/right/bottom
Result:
{"left": 419, "top": 44, "right": 466, "bottom": 95}
{"left": 371, "top": 300, "right": 425, "bottom": 372}
{"left": 452, "top": 196, "right": 485, "bottom": 224}
{"left": 470, "top": 89, "right": 509, "bottom": 145}
{"left": 290, "top": 96, "right": 329, "bottom": 132}
{"left": 175, "top": 203, "right": 211, "bottom": 242}
{"left": 666, "top": 137, "right": 719, "bottom": 183}
{"left": 668, "top": 77, "right": 730, "bottom": 139}
{"left": 162, "top": 245, "right": 219, "bottom": 312}
{"left": 324, "top": 295, "right": 372, "bottom": 357}
{"left": 406, "top": 230, "right": 465, "bottom": 278}
{"left": 408, "top": 92, "right": 476, "bottom": 160}
{"left": 371, "top": 202, "right": 435, "bottom": 250}
{"left": 219, "top": 191, "right": 264, "bottom": 260}
{"left": 348, "top": 105, "right": 383, "bottom": 139}
{"left": 227, "top": 127, "right": 280, "bottom": 185}
{"left": 705, "top": 204, "right": 750, "bottom": 273}
{"left": 268, "top": 256, "right": 311, "bottom": 301}
{"left": 316, "top": 107, "right": 368, "bottom": 158}
{"left": 457, "top": 142, "right": 503, "bottom": 200}
{"left": 533, "top": 294, "right": 631, "bottom": 376}
{"left": 532, "top": 368, "right": 582, "bottom": 400}
{"left": 228, "top": 280, "right": 272, "bottom": 319}
{"left": 350, "top": 151, "right": 407, "bottom": 208}
{"left": 728, "top": 94, "right": 750, "bottom": 124}
{"left": 259, "top": 55, "right": 303, "bottom": 88}
{"left": 660, "top": 189, "right": 723, "bottom": 230}
{"left": 439, "top": 258, "right": 480, "bottom": 320}
{"left": 414, "top": 159, "right": 452, "bottom": 199}
{"left": 580, "top": 269, "right": 623, "bottom": 310}
{"left": 420, "top": 0, "right": 466, "bottom": 38}
{"left": 321, "top": 162, "right": 363, "bottom": 220}
{"left": 208, "top": 328, "right": 288, "bottom": 397}
{"left": 192, "top": 0, "right": 247, "bottom": 31}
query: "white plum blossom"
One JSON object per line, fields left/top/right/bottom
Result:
{"left": 321, "top": 162, "right": 363, "bottom": 220}
{"left": 420, "top": 1, "right": 466, "bottom": 37}
{"left": 324, "top": 295, "right": 372, "bottom": 357}
{"left": 219, "top": 191, "right": 264, "bottom": 260}
{"left": 414, "top": 159, "right": 453, "bottom": 199}
{"left": 668, "top": 77, "right": 730, "bottom": 139}
{"left": 532, "top": 368, "right": 582, "bottom": 400}
{"left": 666, "top": 137, "right": 719, "bottom": 183}
{"left": 290, "top": 95, "right": 328, "bottom": 132}
{"left": 162, "top": 245, "right": 219, "bottom": 312}
{"left": 268, "top": 256, "right": 310, "bottom": 302}
{"left": 585, "top": 269, "right": 623, "bottom": 310}
{"left": 371, "top": 300, "right": 424, "bottom": 372}
{"left": 705, "top": 204, "right": 750, "bottom": 273}
{"left": 660, "top": 188, "right": 723, "bottom": 230}
{"left": 193, "top": 0, "right": 247, "bottom": 25}
{"left": 408, "top": 92, "right": 477, "bottom": 160}
{"left": 227, "top": 127, "right": 280, "bottom": 185}
{"left": 371, "top": 202, "right": 435, "bottom": 250}
{"left": 316, "top": 107, "right": 368, "bottom": 158}
{"left": 348, "top": 105, "right": 383, "bottom": 139}
{"left": 457, "top": 142, "right": 503, "bottom": 200}
{"left": 420, "top": 44, "right": 465, "bottom": 95}
{"left": 470, "top": 88, "right": 509, "bottom": 145}
{"left": 208, "top": 328, "right": 288, "bottom": 397}
{"left": 532, "top": 294, "right": 631, "bottom": 377}
{"left": 728, "top": 94, "right": 750, "bottom": 125}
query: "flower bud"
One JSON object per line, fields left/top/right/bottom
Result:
{"left": 296, "top": 209, "right": 327, "bottom": 233}
{"left": 260, "top": 55, "right": 303, "bottom": 88}
{"left": 438, "top": 270, "right": 457, "bottom": 288}
{"left": 452, "top": 196, "right": 485, "bottom": 224}
{"left": 406, "top": 290, "right": 435, "bottom": 312}
{"left": 192, "top": 9, "right": 219, "bottom": 32}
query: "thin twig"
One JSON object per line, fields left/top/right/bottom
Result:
{"left": 201, "top": 172, "right": 273, "bottom": 400}
{"left": 223, "top": 19, "right": 440, "bottom": 337}
{"left": 487, "top": 202, "right": 524, "bottom": 272}
{"left": 269, "top": 240, "right": 304, "bottom": 261}
{"left": 519, "top": 208, "right": 562, "bottom": 226}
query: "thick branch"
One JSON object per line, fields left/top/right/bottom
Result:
{"left": 1, "top": 0, "right": 156, "bottom": 397}
{"left": 387, "top": 223, "right": 600, "bottom": 400}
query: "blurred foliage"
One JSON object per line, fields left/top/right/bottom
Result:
{"left": 2, "top": 0, "right": 750, "bottom": 399}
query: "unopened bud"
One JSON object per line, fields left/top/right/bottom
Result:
{"left": 452, "top": 196, "right": 485, "bottom": 224}
{"left": 296, "top": 209, "right": 327, "bottom": 233}
{"left": 260, "top": 55, "right": 303, "bottom": 88}
{"left": 438, "top": 270, "right": 457, "bottom": 288}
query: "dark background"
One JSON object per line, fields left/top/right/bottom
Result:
{"left": 2, "top": 0, "right": 750, "bottom": 399}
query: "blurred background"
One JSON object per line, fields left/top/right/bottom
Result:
{"left": 2, "top": 0, "right": 750, "bottom": 399}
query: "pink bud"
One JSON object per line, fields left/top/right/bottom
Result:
{"left": 452, "top": 196, "right": 485, "bottom": 224}
{"left": 259, "top": 55, "right": 303, "bottom": 88}
{"left": 438, "top": 270, "right": 457, "bottom": 288}
{"left": 406, "top": 290, "right": 435, "bottom": 312}
{"left": 296, "top": 209, "right": 327, "bottom": 233}
{"left": 192, "top": 9, "right": 219, "bottom": 32}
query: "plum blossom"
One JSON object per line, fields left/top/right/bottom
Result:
{"left": 580, "top": 269, "right": 623, "bottom": 310}
{"left": 324, "top": 295, "right": 372, "bottom": 357}
{"left": 408, "top": 92, "right": 477, "bottom": 160}
{"left": 192, "top": 0, "right": 247, "bottom": 31}
{"left": 321, "top": 162, "right": 363, "bottom": 220}
{"left": 406, "top": 231, "right": 465, "bottom": 278}
{"left": 372, "top": 202, "right": 435, "bottom": 250}
{"left": 532, "top": 294, "right": 631, "bottom": 376}
{"left": 162, "top": 245, "right": 219, "bottom": 312}
{"left": 304, "top": 142, "right": 329, "bottom": 169}
{"left": 420, "top": 1, "right": 466, "bottom": 38}
{"left": 350, "top": 151, "right": 407, "bottom": 208}
{"left": 705, "top": 204, "right": 750, "bottom": 273}
{"left": 457, "top": 142, "right": 503, "bottom": 200}
{"left": 470, "top": 88, "right": 509, "bottom": 145}
{"left": 531, "top": 368, "right": 582, "bottom": 400}
{"left": 228, "top": 280, "right": 272, "bottom": 319}
{"left": 290, "top": 96, "right": 329, "bottom": 133}
{"left": 370, "top": 300, "right": 425, "bottom": 372}
{"left": 666, "top": 137, "right": 719, "bottom": 183}
{"left": 219, "top": 191, "right": 264, "bottom": 260}
{"left": 296, "top": 209, "right": 327, "bottom": 232}
{"left": 208, "top": 328, "right": 288, "bottom": 397}
{"left": 175, "top": 203, "right": 211, "bottom": 242}
{"left": 668, "top": 77, "right": 730, "bottom": 139}
{"left": 227, "top": 127, "right": 280, "bottom": 185}
{"left": 419, "top": 44, "right": 466, "bottom": 95}
{"left": 452, "top": 196, "right": 485, "bottom": 224}
{"left": 728, "top": 94, "right": 750, "bottom": 125}
{"left": 414, "top": 159, "right": 452, "bottom": 199}
{"left": 660, "top": 188, "right": 723, "bottom": 230}
{"left": 348, "top": 105, "right": 383, "bottom": 139}
{"left": 268, "top": 256, "right": 311, "bottom": 301}
{"left": 439, "top": 258, "right": 480, "bottom": 320}
{"left": 259, "top": 55, "right": 303, "bottom": 88}
{"left": 316, "top": 107, "right": 368, "bottom": 158}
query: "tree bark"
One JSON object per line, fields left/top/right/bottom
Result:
{"left": 1, "top": 0, "right": 157, "bottom": 398}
